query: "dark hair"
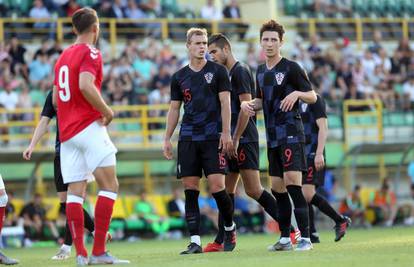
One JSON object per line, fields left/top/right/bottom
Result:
{"left": 260, "top": 20, "right": 285, "bottom": 41}
{"left": 208, "top": 33, "right": 231, "bottom": 50}
{"left": 354, "top": 184, "right": 361, "bottom": 191}
{"left": 72, "top": 7, "right": 98, "bottom": 34}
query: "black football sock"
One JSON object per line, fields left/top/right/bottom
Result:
{"left": 214, "top": 193, "right": 234, "bottom": 244}
{"left": 308, "top": 203, "right": 317, "bottom": 234}
{"left": 212, "top": 190, "right": 234, "bottom": 228}
{"left": 286, "top": 185, "right": 310, "bottom": 238}
{"left": 184, "top": 190, "right": 201, "bottom": 236}
{"left": 83, "top": 208, "right": 95, "bottom": 233}
{"left": 272, "top": 190, "right": 291, "bottom": 238}
{"left": 257, "top": 190, "right": 279, "bottom": 222}
{"left": 60, "top": 202, "right": 73, "bottom": 246}
{"left": 311, "top": 193, "right": 343, "bottom": 223}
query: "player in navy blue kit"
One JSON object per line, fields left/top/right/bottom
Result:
{"left": 23, "top": 91, "right": 96, "bottom": 260}
{"left": 241, "top": 20, "right": 316, "bottom": 251}
{"left": 163, "top": 28, "right": 236, "bottom": 254}
{"left": 300, "top": 94, "right": 351, "bottom": 243}
{"left": 204, "top": 33, "right": 298, "bottom": 252}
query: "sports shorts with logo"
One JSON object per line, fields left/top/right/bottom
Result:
{"left": 177, "top": 140, "right": 227, "bottom": 178}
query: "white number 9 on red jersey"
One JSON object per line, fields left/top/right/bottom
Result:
{"left": 58, "top": 65, "right": 71, "bottom": 102}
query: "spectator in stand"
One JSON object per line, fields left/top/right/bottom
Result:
{"left": 339, "top": 185, "right": 368, "bottom": 227}
{"left": 166, "top": 188, "right": 185, "bottom": 237}
{"left": 134, "top": 191, "right": 170, "bottom": 239}
{"left": 33, "top": 39, "right": 51, "bottom": 60}
{"left": 368, "top": 178, "right": 397, "bottom": 226}
{"left": 4, "top": 191, "right": 19, "bottom": 227}
{"left": 200, "top": 0, "right": 222, "bottom": 20}
{"left": 198, "top": 193, "right": 219, "bottom": 234}
{"left": 222, "top": 0, "right": 248, "bottom": 39}
{"left": 335, "top": 61, "right": 353, "bottom": 99}
{"left": 308, "top": 34, "right": 325, "bottom": 67}
{"left": 397, "top": 37, "right": 412, "bottom": 69}
{"left": 17, "top": 83, "right": 34, "bottom": 123}
{"left": 28, "top": 53, "right": 51, "bottom": 85}
{"left": 29, "top": 0, "right": 52, "bottom": 33}
{"left": 65, "top": 0, "right": 81, "bottom": 17}
{"left": 408, "top": 160, "right": 414, "bottom": 185}
{"left": 377, "top": 80, "right": 396, "bottom": 111}
{"left": 403, "top": 74, "right": 414, "bottom": 110}
{"left": 47, "top": 41, "right": 63, "bottom": 59}
{"left": 150, "top": 64, "right": 171, "bottom": 91}
{"left": 8, "top": 37, "right": 28, "bottom": 80}
{"left": 368, "top": 30, "right": 383, "bottom": 55}
{"left": 0, "top": 81, "right": 19, "bottom": 112}
{"left": 109, "top": 0, "right": 126, "bottom": 19}
{"left": 19, "top": 193, "right": 60, "bottom": 245}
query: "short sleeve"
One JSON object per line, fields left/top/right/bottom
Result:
{"left": 289, "top": 61, "right": 312, "bottom": 92}
{"left": 312, "top": 95, "right": 327, "bottom": 120}
{"left": 170, "top": 73, "right": 182, "bottom": 101}
{"left": 79, "top": 46, "right": 101, "bottom": 77}
{"left": 255, "top": 72, "right": 262, "bottom": 99}
{"left": 232, "top": 66, "right": 253, "bottom": 96}
{"left": 40, "top": 91, "right": 56, "bottom": 119}
{"left": 216, "top": 65, "right": 231, "bottom": 93}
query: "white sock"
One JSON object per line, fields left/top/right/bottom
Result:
{"left": 224, "top": 222, "right": 235, "bottom": 231}
{"left": 190, "top": 235, "right": 201, "bottom": 246}
{"left": 279, "top": 237, "right": 291, "bottom": 244}
{"left": 61, "top": 244, "right": 71, "bottom": 252}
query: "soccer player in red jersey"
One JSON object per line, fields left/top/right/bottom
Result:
{"left": 53, "top": 8, "right": 128, "bottom": 265}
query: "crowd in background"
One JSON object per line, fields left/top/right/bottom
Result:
{"left": 1, "top": 33, "right": 414, "bottom": 116}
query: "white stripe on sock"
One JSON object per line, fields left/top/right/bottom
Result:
{"left": 98, "top": 191, "right": 117, "bottom": 200}
{"left": 66, "top": 194, "right": 84, "bottom": 204}
{"left": 190, "top": 235, "right": 201, "bottom": 246}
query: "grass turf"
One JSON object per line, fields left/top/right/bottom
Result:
{"left": 2, "top": 227, "right": 413, "bottom": 267}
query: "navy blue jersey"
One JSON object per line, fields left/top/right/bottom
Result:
{"left": 170, "top": 61, "right": 231, "bottom": 141}
{"left": 256, "top": 58, "right": 312, "bottom": 148}
{"left": 229, "top": 61, "right": 258, "bottom": 143}
{"left": 300, "top": 95, "right": 327, "bottom": 158}
{"left": 41, "top": 91, "right": 60, "bottom": 154}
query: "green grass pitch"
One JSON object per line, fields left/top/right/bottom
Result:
{"left": 3, "top": 227, "right": 413, "bottom": 267}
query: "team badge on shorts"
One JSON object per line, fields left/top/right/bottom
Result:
{"left": 204, "top": 72, "right": 213, "bottom": 84}
{"left": 275, "top": 72, "right": 285, "bottom": 85}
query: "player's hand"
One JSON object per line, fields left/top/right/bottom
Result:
{"left": 163, "top": 139, "right": 173, "bottom": 160}
{"left": 280, "top": 91, "right": 299, "bottom": 112}
{"left": 241, "top": 101, "right": 256, "bottom": 117}
{"left": 229, "top": 137, "right": 239, "bottom": 159}
{"left": 219, "top": 132, "right": 233, "bottom": 155}
{"left": 314, "top": 154, "right": 325, "bottom": 171}
{"left": 23, "top": 145, "right": 34, "bottom": 160}
{"left": 100, "top": 108, "right": 114, "bottom": 126}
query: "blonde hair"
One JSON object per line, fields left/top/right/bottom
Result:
{"left": 186, "top": 28, "right": 208, "bottom": 44}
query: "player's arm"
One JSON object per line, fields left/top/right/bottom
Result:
{"left": 231, "top": 93, "right": 252, "bottom": 158}
{"left": 281, "top": 63, "right": 317, "bottom": 111}
{"left": 315, "top": 117, "right": 328, "bottom": 171}
{"left": 23, "top": 116, "right": 52, "bottom": 160}
{"left": 219, "top": 91, "right": 233, "bottom": 154}
{"left": 241, "top": 77, "right": 263, "bottom": 116}
{"left": 163, "top": 100, "right": 181, "bottom": 160}
{"left": 51, "top": 86, "right": 57, "bottom": 108}
{"left": 79, "top": 72, "right": 113, "bottom": 126}
{"left": 241, "top": 98, "right": 263, "bottom": 116}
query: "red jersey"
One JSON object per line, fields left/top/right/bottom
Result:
{"left": 54, "top": 43, "right": 103, "bottom": 142}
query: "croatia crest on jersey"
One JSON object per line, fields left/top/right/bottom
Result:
{"left": 275, "top": 72, "right": 285, "bottom": 85}
{"left": 204, "top": 72, "right": 213, "bottom": 84}
{"left": 301, "top": 102, "right": 308, "bottom": 113}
